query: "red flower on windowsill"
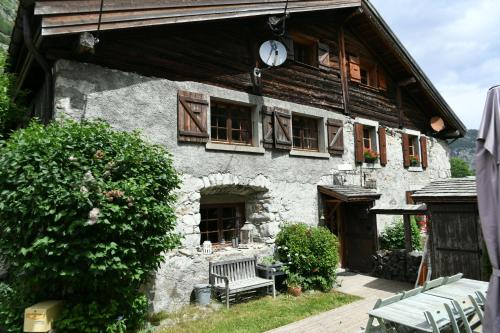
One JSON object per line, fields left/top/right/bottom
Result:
{"left": 364, "top": 149, "right": 379, "bottom": 163}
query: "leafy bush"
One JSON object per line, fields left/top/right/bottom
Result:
{"left": 276, "top": 224, "right": 339, "bottom": 291}
{"left": 0, "top": 120, "right": 181, "bottom": 332}
{"left": 379, "top": 217, "right": 422, "bottom": 251}
{"left": 0, "top": 281, "right": 35, "bottom": 333}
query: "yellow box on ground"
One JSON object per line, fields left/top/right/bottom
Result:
{"left": 23, "top": 300, "right": 63, "bottom": 332}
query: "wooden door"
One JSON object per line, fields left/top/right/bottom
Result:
{"left": 343, "top": 202, "right": 378, "bottom": 273}
{"left": 429, "top": 204, "right": 484, "bottom": 280}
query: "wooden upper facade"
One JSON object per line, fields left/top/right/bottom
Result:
{"left": 8, "top": 0, "right": 466, "bottom": 139}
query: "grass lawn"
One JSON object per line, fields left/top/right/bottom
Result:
{"left": 156, "top": 291, "right": 360, "bottom": 333}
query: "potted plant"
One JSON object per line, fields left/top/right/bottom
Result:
{"left": 286, "top": 272, "right": 304, "bottom": 297}
{"left": 257, "top": 255, "right": 285, "bottom": 279}
{"left": 409, "top": 155, "right": 420, "bottom": 167}
{"left": 364, "top": 149, "right": 379, "bottom": 163}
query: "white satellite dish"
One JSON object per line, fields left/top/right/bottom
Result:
{"left": 259, "top": 40, "right": 287, "bottom": 67}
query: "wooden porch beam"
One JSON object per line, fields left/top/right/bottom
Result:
{"left": 403, "top": 215, "right": 412, "bottom": 252}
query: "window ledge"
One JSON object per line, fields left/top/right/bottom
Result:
{"left": 290, "top": 150, "right": 330, "bottom": 159}
{"left": 205, "top": 142, "right": 265, "bottom": 154}
{"left": 362, "top": 162, "right": 382, "bottom": 169}
{"left": 408, "top": 166, "right": 424, "bottom": 172}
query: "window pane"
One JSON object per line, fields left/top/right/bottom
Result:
{"left": 211, "top": 101, "right": 252, "bottom": 144}
{"left": 293, "top": 115, "right": 318, "bottom": 151}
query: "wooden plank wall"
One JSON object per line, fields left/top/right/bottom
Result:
{"left": 44, "top": 11, "right": 429, "bottom": 130}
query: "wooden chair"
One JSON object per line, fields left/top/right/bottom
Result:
{"left": 423, "top": 277, "right": 445, "bottom": 291}
{"left": 209, "top": 256, "right": 276, "bottom": 309}
{"left": 365, "top": 293, "right": 404, "bottom": 332}
{"left": 444, "top": 299, "right": 482, "bottom": 333}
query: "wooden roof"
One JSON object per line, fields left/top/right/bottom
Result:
{"left": 318, "top": 185, "right": 380, "bottom": 202}
{"left": 412, "top": 177, "right": 477, "bottom": 203}
{"left": 34, "top": 0, "right": 361, "bottom": 36}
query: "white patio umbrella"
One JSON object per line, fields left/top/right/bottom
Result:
{"left": 476, "top": 85, "right": 500, "bottom": 332}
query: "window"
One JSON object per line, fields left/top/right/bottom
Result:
{"left": 211, "top": 101, "right": 252, "bottom": 145}
{"left": 294, "top": 41, "right": 316, "bottom": 66}
{"left": 408, "top": 135, "right": 420, "bottom": 166}
{"left": 349, "top": 55, "right": 387, "bottom": 90}
{"left": 200, "top": 204, "right": 245, "bottom": 245}
{"left": 362, "top": 126, "right": 378, "bottom": 154}
{"left": 291, "top": 34, "right": 318, "bottom": 67}
{"left": 292, "top": 115, "right": 319, "bottom": 151}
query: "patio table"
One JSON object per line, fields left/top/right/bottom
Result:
{"left": 367, "top": 279, "right": 486, "bottom": 332}
{"left": 368, "top": 293, "right": 454, "bottom": 332}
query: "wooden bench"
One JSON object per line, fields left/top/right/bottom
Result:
{"left": 209, "top": 256, "right": 276, "bottom": 308}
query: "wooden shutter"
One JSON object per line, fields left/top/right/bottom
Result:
{"left": 327, "top": 119, "right": 344, "bottom": 155}
{"left": 318, "top": 42, "right": 330, "bottom": 70}
{"left": 282, "top": 35, "right": 294, "bottom": 61}
{"left": 378, "top": 70, "right": 387, "bottom": 91}
{"left": 349, "top": 55, "right": 361, "bottom": 82}
{"left": 378, "top": 127, "right": 387, "bottom": 166}
{"left": 402, "top": 133, "right": 410, "bottom": 167}
{"left": 354, "top": 123, "right": 364, "bottom": 163}
{"left": 420, "top": 136, "right": 428, "bottom": 169}
{"left": 262, "top": 106, "right": 274, "bottom": 148}
{"left": 273, "top": 108, "right": 292, "bottom": 150}
{"left": 178, "top": 90, "right": 209, "bottom": 143}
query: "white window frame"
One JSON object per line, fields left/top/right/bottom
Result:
{"left": 355, "top": 117, "right": 381, "bottom": 169}
{"left": 206, "top": 97, "right": 265, "bottom": 154}
{"left": 403, "top": 128, "right": 423, "bottom": 172}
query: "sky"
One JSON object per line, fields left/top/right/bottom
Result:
{"left": 371, "top": 0, "right": 500, "bottom": 130}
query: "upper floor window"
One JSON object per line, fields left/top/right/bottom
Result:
{"left": 349, "top": 55, "right": 387, "bottom": 91}
{"left": 293, "top": 39, "right": 317, "bottom": 66}
{"left": 292, "top": 115, "right": 319, "bottom": 151}
{"left": 211, "top": 101, "right": 252, "bottom": 145}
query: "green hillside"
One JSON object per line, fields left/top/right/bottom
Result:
{"left": 0, "top": 0, "right": 18, "bottom": 51}
{"left": 449, "top": 129, "right": 477, "bottom": 170}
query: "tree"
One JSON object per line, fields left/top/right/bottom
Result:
{"left": 450, "top": 157, "right": 474, "bottom": 178}
{"left": 0, "top": 50, "right": 27, "bottom": 137}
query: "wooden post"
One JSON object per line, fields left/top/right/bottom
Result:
{"left": 404, "top": 215, "right": 412, "bottom": 252}
{"left": 338, "top": 26, "right": 350, "bottom": 115}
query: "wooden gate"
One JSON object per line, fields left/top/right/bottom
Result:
{"left": 429, "top": 203, "right": 484, "bottom": 280}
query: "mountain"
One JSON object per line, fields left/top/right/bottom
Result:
{"left": 449, "top": 129, "right": 477, "bottom": 170}
{"left": 0, "top": 0, "right": 18, "bottom": 51}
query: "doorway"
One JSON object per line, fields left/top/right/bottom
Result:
{"left": 324, "top": 200, "right": 378, "bottom": 273}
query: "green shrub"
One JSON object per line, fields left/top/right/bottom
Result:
{"left": 276, "top": 223, "right": 339, "bottom": 291}
{"left": 0, "top": 281, "right": 35, "bottom": 333}
{"left": 379, "top": 217, "right": 422, "bottom": 251}
{"left": 0, "top": 120, "right": 181, "bottom": 332}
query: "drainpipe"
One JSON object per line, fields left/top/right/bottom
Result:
{"left": 22, "top": 9, "right": 53, "bottom": 124}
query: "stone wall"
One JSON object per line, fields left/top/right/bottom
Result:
{"left": 372, "top": 250, "right": 423, "bottom": 284}
{"left": 53, "top": 60, "right": 451, "bottom": 312}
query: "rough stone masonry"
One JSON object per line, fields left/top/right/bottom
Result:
{"left": 53, "top": 60, "right": 451, "bottom": 312}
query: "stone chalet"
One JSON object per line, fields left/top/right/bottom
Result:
{"left": 8, "top": 0, "right": 466, "bottom": 311}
